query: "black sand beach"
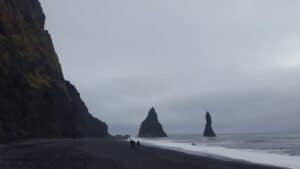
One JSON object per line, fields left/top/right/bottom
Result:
{"left": 0, "top": 139, "right": 286, "bottom": 169}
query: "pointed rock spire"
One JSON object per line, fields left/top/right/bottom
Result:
{"left": 138, "top": 107, "right": 167, "bottom": 137}
{"left": 203, "top": 112, "right": 216, "bottom": 137}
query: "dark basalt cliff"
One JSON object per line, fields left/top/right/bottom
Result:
{"left": 138, "top": 107, "right": 167, "bottom": 137}
{"left": 0, "top": 0, "right": 108, "bottom": 141}
{"left": 203, "top": 112, "right": 216, "bottom": 137}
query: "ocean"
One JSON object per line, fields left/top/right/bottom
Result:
{"left": 135, "top": 133, "right": 300, "bottom": 169}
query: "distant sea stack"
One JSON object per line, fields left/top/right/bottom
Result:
{"left": 0, "top": 0, "right": 108, "bottom": 141}
{"left": 203, "top": 112, "right": 216, "bottom": 137}
{"left": 138, "top": 107, "right": 167, "bottom": 137}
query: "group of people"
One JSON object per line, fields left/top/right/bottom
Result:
{"left": 129, "top": 140, "right": 140, "bottom": 149}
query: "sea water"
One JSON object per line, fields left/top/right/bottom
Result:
{"left": 136, "top": 133, "right": 300, "bottom": 169}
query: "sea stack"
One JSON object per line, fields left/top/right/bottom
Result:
{"left": 203, "top": 112, "right": 216, "bottom": 137}
{"left": 0, "top": 0, "right": 108, "bottom": 141}
{"left": 138, "top": 107, "right": 167, "bottom": 137}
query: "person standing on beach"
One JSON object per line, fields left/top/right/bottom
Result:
{"left": 129, "top": 140, "right": 136, "bottom": 149}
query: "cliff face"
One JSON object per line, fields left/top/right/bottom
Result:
{"left": 0, "top": 0, "right": 108, "bottom": 141}
{"left": 203, "top": 112, "right": 216, "bottom": 137}
{"left": 138, "top": 107, "right": 167, "bottom": 137}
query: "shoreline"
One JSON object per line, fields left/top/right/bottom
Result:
{"left": 132, "top": 138, "right": 288, "bottom": 169}
{"left": 0, "top": 138, "right": 287, "bottom": 169}
{"left": 137, "top": 137, "right": 298, "bottom": 169}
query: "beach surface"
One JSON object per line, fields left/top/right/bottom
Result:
{"left": 0, "top": 138, "right": 286, "bottom": 169}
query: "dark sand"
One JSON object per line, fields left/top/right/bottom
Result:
{"left": 0, "top": 139, "right": 286, "bottom": 169}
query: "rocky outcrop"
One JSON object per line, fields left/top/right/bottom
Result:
{"left": 203, "top": 112, "right": 216, "bottom": 137}
{"left": 138, "top": 107, "right": 167, "bottom": 137}
{"left": 0, "top": 0, "right": 108, "bottom": 141}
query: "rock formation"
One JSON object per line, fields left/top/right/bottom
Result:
{"left": 203, "top": 112, "right": 216, "bottom": 137}
{"left": 0, "top": 0, "right": 108, "bottom": 141}
{"left": 138, "top": 107, "right": 167, "bottom": 137}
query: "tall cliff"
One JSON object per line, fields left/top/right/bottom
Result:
{"left": 138, "top": 107, "right": 167, "bottom": 137}
{"left": 203, "top": 112, "right": 216, "bottom": 137}
{"left": 0, "top": 0, "right": 108, "bottom": 141}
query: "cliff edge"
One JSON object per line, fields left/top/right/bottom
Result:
{"left": 0, "top": 0, "right": 108, "bottom": 141}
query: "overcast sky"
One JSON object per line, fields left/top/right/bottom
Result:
{"left": 39, "top": 0, "right": 300, "bottom": 135}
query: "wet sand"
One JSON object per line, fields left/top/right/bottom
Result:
{"left": 0, "top": 138, "right": 287, "bottom": 169}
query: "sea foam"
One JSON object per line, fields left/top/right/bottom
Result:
{"left": 136, "top": 138, "right": 300, "bottom": 169}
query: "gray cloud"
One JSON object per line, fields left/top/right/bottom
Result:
{"left": 40, "top": 0, "right": 300, "bottom": 135}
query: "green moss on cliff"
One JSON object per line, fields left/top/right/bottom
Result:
{"left": 25, "top": 71, "right": 51, "bottom": 89}
{"left": 0, "top": 0, "right": 109, "bottom": 140}
{"left": 1, "top": 11, "right": 62, "bottom": 77}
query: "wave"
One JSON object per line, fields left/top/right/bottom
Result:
{"left": 136, "top": 138, "right": 300, "bottom": 169}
